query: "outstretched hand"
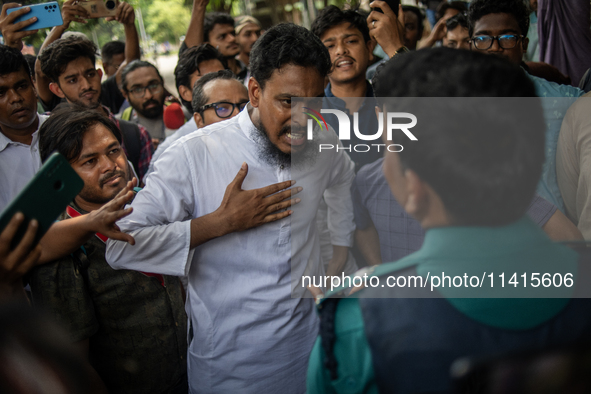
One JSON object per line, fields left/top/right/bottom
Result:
{"left": 215, "top": 162, "right": 303, "bottom": 233}
{"left": 85, "top": 178, "right": 137, "bottom": 245}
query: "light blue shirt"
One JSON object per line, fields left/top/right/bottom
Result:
{"left": 106, "top": 108, "right": 355, "bottom": 393}
{"left": 528, "top": 73, "right": 583, "bottom": 212}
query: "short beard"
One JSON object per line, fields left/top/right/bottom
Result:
{"left": 251, "top": 120, "right": 319, "bottom": 169}
{"left": 135, "top": 99, "right": 164, "bottom": 119}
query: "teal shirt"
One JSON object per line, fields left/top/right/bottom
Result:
{"left": 307, "top": 217, "right": 578, "bottom": 393}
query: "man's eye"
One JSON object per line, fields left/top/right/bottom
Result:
{"left": 84, "top": 159, "right": 95, "bottom": 166}
{"left": 68, "top": 79, "right": 76, "bottom": 84}
{"left": 282, "top": 99, "right": 292, "bottom": 106}
{"left": 109, "top": 148, "right": 120, "bottom": 155}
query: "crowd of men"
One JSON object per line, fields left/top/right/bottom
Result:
{"left": 1, "top": 0, "right": 591, "bottom": 393}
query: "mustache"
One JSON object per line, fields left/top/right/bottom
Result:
{"left": 79, "top": 89, "right": 98, "bottom": 97}
{"left": 280, "top": 125, "right": 306, "bottom": 135}
{"left": 142, "top": 99, "right": 160, "bottom": 109}
{"left": 100, "top": 170, "right": 126, "bottom": 187}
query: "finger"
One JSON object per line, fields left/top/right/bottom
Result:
{"left": 114, "top": 206, "right": 133, "bottom": 220}
{"left": 262, "top": 209, "right": 293, "bottom": 224}
{"left": 17, "top": 244, "right": 42, "bottom": 275}
{"left": 131, "top": 177, "right": 138, "bottom": 188}
{"left": 70, "top": 5, "right": 89, "bottom": 17}
{"left": 12, "top": 219, "right": 38, "bottom": 262}
{"left": 265, "top": 198, "right": 301, "bottom": 214}
{"left": 108, "top": 231, "right": 135, "bottom": 245}
{"left": 105, "top": 16, "right": 115, "bottom": 22}
{"left": 12, "top": 29, "right": 38, "bottom": 40}
{"left": 264, "top": 186, "right": 303, "bottom": 204}
{"left": 4, "top": 6, "right": 32, "bottom": 22}
{"left": 231, "top": 162, "right": 248, "bottom": 190}
{"left": 0, "top": 212, "right": 25, "bottom": 246}
{"left": 10, "top": 15, "right": 37, "bottom": 30}
{"left": 367, "top": 10, "right": 387, "bottom": 24}
{"left": 257, "top": 179, "right": 298, "bottom": 197}
{"left": 2, "top": 4, "right": 24, "bottom": 18}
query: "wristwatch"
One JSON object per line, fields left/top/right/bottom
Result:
{"left": 394, "top": 46, "right": 410, "bottom": 55}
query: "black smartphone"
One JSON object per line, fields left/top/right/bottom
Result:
{"left": 0, "top": 152, "right": 84, "bottom": 250}
{"left": 372, "top": 0, "right": 401, "bottom": 16}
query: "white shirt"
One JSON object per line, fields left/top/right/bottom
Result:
{"left": 143, "top": 117, "right": 198, "bottom": 182}
{"left": 0, "top": 114, "right": 48, "bottom": 211}
{"left": 106, "top": 108, "right": 355, "bottom": 393}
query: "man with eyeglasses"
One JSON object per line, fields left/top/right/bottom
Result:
{"left": 119, "top": 60, "right": 169, "bottom": 147}
{"left": 468, "top": 0, "right": 583, "bottom": 214}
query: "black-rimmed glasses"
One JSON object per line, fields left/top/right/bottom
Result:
{"left": 198, "top": 101, "right": 248, "bottom": 118}
{"left": 471, "top": 34, "right": 524, "bottom": 50}
{"left": 128, "top": 83, "right": 163, "bottom": 98}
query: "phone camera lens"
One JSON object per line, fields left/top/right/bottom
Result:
{"left": 44, "top": 6, "right": 48, "bottom": 9}
{"left": 106, "top": 1, "right": 116, "bottom": 10}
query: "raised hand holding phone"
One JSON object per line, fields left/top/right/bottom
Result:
{"left": 0, "top": 3, "right": 39, "bottom": 49}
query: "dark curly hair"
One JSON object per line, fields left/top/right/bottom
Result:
{"left": 250, "top": 23, "right": 331, "bottom": 90}
{"left": 468, "top": 0, "right": 530, "bottom": 37}
{"left": 311, "top": 6, "right": 371, "bottom": 43}
{"left": 0, "top": 44, "right": 31, "bottom": 77}
{"left": 38, "top": 36, "right": 97, "bottom": 83}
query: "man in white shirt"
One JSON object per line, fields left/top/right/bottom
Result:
{"left": 107, "top": 23, "right": 355, "bottom": 393}
{"left": 0, "top": 44, "right": 48, "bottom": 211}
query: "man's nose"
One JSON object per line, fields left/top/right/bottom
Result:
{"left": 335, "top": 41, "right": 348, "bottom": 57}
{"left": 8, "top": 89, "right": 24, "bottom": 104}
{"left": 489, "top": 37, "right": 503, "bottom": 52}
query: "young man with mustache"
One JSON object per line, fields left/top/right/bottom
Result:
{"left": 38, "top": 36, "right": 154, "bottom": 181}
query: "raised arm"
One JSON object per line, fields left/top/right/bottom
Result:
{"left": 35, "top": 0, "right": 89, "bottom": 105}
{"left": 183, "top": 0, "right": 209, "bottom": 49}
{"left": 112, "top": 2, "right": 140, "bottom": 88}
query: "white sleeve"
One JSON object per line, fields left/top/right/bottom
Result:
{"left": 324, "top": 140, "right": 356, "bottom": 247}
{"left": 106, "top": 141, "right": 197, "bottom": 276}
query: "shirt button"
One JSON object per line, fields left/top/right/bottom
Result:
{"left": 175, "top": 322, "right": 178, "bottom": 326}
{"left": 280, "top": 165, "right": 284, "bottom": 170}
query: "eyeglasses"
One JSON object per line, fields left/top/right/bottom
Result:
{"left": 198, "top": 101, "right": 248, "bottom": 118}
{"left": 128, "top": 83, "right": 163, "bottom": 98}
{"left": 471, "top": 34, "right": 524, "bottom": 50}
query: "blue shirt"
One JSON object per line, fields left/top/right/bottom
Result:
{"left": 324, "top": 82, "right": 383, "bottom": 172}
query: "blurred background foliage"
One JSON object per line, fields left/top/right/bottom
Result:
{"left": 6, "top": 0, "right": 365, "bottom": 52}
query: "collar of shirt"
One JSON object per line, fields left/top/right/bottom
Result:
{"left": 0, "top": 114, "right": 42, "bottom": 152}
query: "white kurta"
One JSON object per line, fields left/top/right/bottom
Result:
{"left": 106, "top": 108, "right": 355, "bottom": 393}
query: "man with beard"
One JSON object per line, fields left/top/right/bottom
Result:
{"left": 30, "top": 105, "right": 188, "bottom": 394}
{"left": 119, "top": 61, "right": 168, "bottom": 145}
{"left": 38, "top": 36, "right": 153, "bottom": 181}
{"left": 106, "top": 23, "right": 356, "bottom": 393}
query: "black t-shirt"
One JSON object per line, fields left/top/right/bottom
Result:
{"left": 100, "top": 75, "right": 125, "bottom": 114}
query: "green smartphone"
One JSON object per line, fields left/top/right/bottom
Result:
{"left": 0, "top": 152, "right": 84, "bottom": 250}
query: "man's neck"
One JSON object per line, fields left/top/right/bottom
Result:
{"left": 0, "top": 115, "right": 40, "bottom": 145}
{"left": 74, "top": 196, "right": 104, "bottom": 213}
{"left": 236, "top": 52, "right": 249, "bottom": 67}
{"left": 227, "top": 58, "right": 242, "bottom": 74}
{"left": 329, "top": 77, "right": 368, "bottom": 114}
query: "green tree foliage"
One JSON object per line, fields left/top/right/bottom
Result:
{"left": 145, "top": 0, "right": 190, "bottom": 43}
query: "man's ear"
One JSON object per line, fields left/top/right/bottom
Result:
{"left": 49, "top": 82, "right": 66, "bottom": 99}
{"left": 402, "top": 169, "right": 428, "bottom": 219}
{"left": 194, "top": 112, "right": 205, "bottom": 128}
{"left": 521, "top": 36, "right": 529, "bottom": 54}
{"left": 178, "top": 85, "right": 192, "bottom": 103}
{"left": 248, "top": 77, "right": 260, "bottom": 108}
{"left": 97, "top": 68, "right": 103, "bottom": 80}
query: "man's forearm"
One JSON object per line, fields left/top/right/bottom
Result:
{"left": 38, "top": 216, "right": 95, "bottom": 264}
{"left": 124, "top": 23, "right": 140, "bottom": 64}
{"left": 355, "top": 223, "right": 382, "bottom": 266}
{"left": 189, "top": 211, "right": 229, "bottom": 249}
{"left": 35, "top": 25, "right": 66, "bottom": 104}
